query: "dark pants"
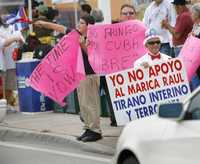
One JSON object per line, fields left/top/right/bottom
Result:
{"left": 100, "top": 76, "right": 116, "bottom": 125}
{"left": 174, "top": 47, "right": 182, "bottom": 57}
{"left": 197, "top": 66, "right": 200, "bottom": 79}
{"left": 160, "top": 43, "right": 171, "bottom": 57}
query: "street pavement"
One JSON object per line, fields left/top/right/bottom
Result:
{"left": 0, "top": 110, "right": 123, "bottom": 156}
{"left": 0, "top": 140, "right": 111, "bottom": 164}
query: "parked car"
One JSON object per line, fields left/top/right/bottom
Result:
{"left": 114, "top": 86, "right": 200, "bottom": 164}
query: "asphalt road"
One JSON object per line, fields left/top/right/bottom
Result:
{"left": 0, "top": 141, "right": 112, "bottom": 164}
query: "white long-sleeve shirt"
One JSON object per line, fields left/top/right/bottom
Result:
{"left": 143, "top": 0, "right": 176, "bottom": 44}
{"left": 134, "top": 52, "right": 170, "bottom": 68}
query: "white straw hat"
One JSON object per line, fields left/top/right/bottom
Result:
{"left": 143, "top": 28, "right": 163, "bottom": 45}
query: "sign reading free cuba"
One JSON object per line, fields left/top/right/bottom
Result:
{"left": 87, "top": 20, "right": 147, "bottom": 74}
{"left": 106, "top": 59, "right": 191, "bottom": 126}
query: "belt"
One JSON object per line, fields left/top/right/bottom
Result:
{"left": 173, "top": 45, "right": 183, "bottom": 48}
{"left": 161, "top": 43, "right": 170, "bottom": 45}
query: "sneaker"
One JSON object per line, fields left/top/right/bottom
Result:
{"left": 76, "top": 129, "right": 89, "bottom": 141}
{"left": 110, "top": 121, "right": 117, "bottom": 127}
{"left": 81, "top": 130, "right": 102, "bottom": 142}
{"left": 7, "top": 105, "right": 17, "bottom": 113}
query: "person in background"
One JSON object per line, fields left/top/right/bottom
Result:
{"left": 100, "top": 4, "right": 137, "bottom": 127}
{"left": 33, "top": 3, "right": 58, "bottom": 45}
{"left": 80, "top": 4, "right": 92, "bottom": 17}
{"left": 90, "top": 8, "right": 104, "bottom": 23}
{"left": 189, "top": 3, "right": 200, "bottom": 90}
{"left": 0, "top": 19, "right": 19, "bottom": 108}
{"left": 162, "top": 0, "right": 193, "bottom": 57}
{"left": 143, "top": 0, "right": 176, "bottom": 57}
{"left": 134, "top": 28, "right": 170, "bottom": 68}
{"left": 120, "top": 4, "right": 137, "bottom": 22}
{"left": 35, "top": 15, "right": 102, "bottom": 142}
{"left": 191, "top": 3, "right": 200, "bottom": 38}
{"left": 0, "top": 18, "right": 23, "bottom": 104}
{"left": 33, "top": 4, "right": 93, "bottom": 36}
{"left": 76, "top": 15, "right": 102, "bottom": 142}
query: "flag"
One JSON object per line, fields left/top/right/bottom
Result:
{"left": 5, "top": 13, "right": 17, "bottom": 25}
{"left": 5, "top": 7, "right": 29, "bottom": 31}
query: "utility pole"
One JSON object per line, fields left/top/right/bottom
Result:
{"left": 28, "top": 0, "right": 33, "bottom": 33}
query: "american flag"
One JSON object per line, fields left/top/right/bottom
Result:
{"left": 5, "top": 7, "right": 30, "bottom": 31}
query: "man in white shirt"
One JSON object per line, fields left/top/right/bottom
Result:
{"left": 134, "top": 28, "right": 170, "bottom": 68}
{"left": 143, "top": 0, "right": 176, "bottom": 57}
{"left": 0, "top": 24, "right": 23, "bottom": 106}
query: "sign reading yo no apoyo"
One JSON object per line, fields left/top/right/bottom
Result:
{"left": 106, "top": 59, "right": 191, "bottom": 126}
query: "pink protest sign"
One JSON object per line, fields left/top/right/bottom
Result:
{"left": 87, "top": 20, "right": 147, "bottom": 74}
{"left": 178, "top": 36, "right": 200, "bottom": 81}
{"left": 28, "top": 30, "right": 85, "bottom": 106}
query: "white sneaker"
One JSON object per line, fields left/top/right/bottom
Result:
{"left": 7, "top": 105, "right": 17, "bottom": 113}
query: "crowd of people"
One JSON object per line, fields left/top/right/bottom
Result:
{"left": 1, "top": 0, "right": 200, "bottom": 143}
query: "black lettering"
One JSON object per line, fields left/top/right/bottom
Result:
{"left": 56, "top": 81, "right": 66, "bottom": 93}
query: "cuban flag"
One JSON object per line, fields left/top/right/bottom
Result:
{"left": 5, "top": 7, "right": 30, "bottom": 31}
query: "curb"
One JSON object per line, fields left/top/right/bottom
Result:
{"left": 0, "top": 126, "right": 115, "bottom": 156}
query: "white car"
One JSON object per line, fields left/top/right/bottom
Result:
{"left": 114, "top": 86, "right": 200, "bottom": 164}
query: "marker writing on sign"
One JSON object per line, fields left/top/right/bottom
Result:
{"left": 149, "top": 59, "right": 182, "bottom": 77}
{"left": 29, "top": 64, "right": 44, "bottom": 84}
{"left": 149, "top": 84, "right": 189, "bottom": 103}
{"left": 124, "top": 103, "right": 157, "bottom": 121}
{"left": 102, "top": 55, "right": 131, "bottom": 73}
{"left": 45, "top": 38, "right": 70, "bottom": 66}
{"left": 105, "top": 39, "right": 139, "bottom": 51}
{"left": 104, "top": 24, "right": 138, "bottom": 39}
{"left": 134, "top": 104, "right": 157, "bottom": 119}
{"left": 113, "top": 95, "right": 146, "bottom": 111}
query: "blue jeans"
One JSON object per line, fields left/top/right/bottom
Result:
{"left": 190, "top": 74, "right": 200, "bottom": 91}
{"left": 174, "top": 47, "right": 182, "bottom": 57}
{"left": 160, "top": 43, "right": 171, "bottom": 57}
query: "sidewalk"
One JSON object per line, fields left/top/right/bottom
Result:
{"left": 0, "top": 111, "right": 122, "bottom": 156}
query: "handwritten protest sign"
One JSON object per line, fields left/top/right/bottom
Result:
{"left": 178, "top": 36, "right": 200, "bottom": 81}
{"left": 28, "top": 30, "right": 85, "bottom": 106}
{"left": 87, "top": 20, "right": 147, "bottom": 75}
{"left": 106, "top": 59, "right": 191, "bottom": 126}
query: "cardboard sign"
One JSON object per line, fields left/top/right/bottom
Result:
{"left": 178, "top": 36, "right": 200, "bottom": 81}
{"left": 28, "top": 30, "right": 85, "bottom": 106}
{"left": 106, "top": 59, "right": 191, "bottom": 126}
{"left": 87, "top": 20, "right": 147, "bottom": 75}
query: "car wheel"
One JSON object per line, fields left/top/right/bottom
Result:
{"left": 122, "top": 156, "right": 139, "bottom": 164}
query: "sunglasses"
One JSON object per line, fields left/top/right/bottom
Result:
{"left": 147, "top": 40, "right": 161, "bottom": 45}
{"left": 121, "top": 11, "right": 135, "bottom": 16}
